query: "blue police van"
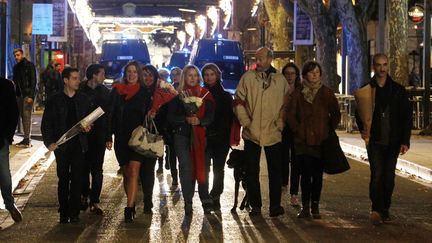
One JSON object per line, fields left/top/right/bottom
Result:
{"left": 168, "top": 51, "right": 191, "bottom": 69}
{"left": 100, "top": 39, "right": 151, "bottom": 86}
{"left": 190, "top": 38, "right": 245, "bottom": 93}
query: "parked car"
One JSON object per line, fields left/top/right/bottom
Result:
{"left": 190, "top": 38, "right": 245, "bottom": 93}
{"left": 100, "top": 39, "right": 151, "bottom": 86}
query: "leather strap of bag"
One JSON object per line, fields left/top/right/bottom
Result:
{"left": 144, "top": 115, "right": 159, "bottom": 135}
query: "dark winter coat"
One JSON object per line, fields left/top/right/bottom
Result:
{"left": 0, "top": 78, "right": 19, "bottom": 146}
{"left": 13, "top": 58, "right": 37, "bottom": 99}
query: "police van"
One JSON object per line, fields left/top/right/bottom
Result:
{"left": 190, "top": 38, "right": 245, "bottom": 93}
{"left": 100, "top": 39, "right": 151, "bottom": 86}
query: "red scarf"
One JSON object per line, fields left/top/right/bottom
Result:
{"left": 184, "top": 84, "right": 214, "bottom": 184}
{"left": 113, "top": 82, "right": 140, "bottom": 100}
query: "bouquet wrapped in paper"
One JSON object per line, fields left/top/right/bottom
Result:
{"left": 56, "top": 107, "right": 105, "bottom": 146}
{"left": 148, "top": 79, "right": 178, "bottom": 116}
{"left": 179, "top": 89, "right": 208, "bottom": 116}
{"left": 354, "top": 84, "right": 375, "bottom": 145}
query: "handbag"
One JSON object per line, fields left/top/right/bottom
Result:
{"left": 321, "top": 128, "right": 350, "bottom": 174}
{"left": 128, "top": 116, "right": 164, "bottom": 159}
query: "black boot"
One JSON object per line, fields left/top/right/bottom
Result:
{"left": 297, "top": 201, "right": 311, "bottom": 219}
{"left": 124, "top": 207, "right": 134, "bottom": 223}
{"left": 311, "top": 201, "right": 321, "bottom": 219}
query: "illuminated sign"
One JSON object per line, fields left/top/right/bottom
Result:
{"left": 32, "top": 4, "right": 53, "bottom": 35}
{"left": 408, "top": 5, "right": 424, "bottom": 24}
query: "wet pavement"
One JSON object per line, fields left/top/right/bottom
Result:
{"left": 0, "top": 148, "right": 431, "bottom": 242}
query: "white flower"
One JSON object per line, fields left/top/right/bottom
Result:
{"left": 184, "top": 96, "right": 203, "bottom": 107}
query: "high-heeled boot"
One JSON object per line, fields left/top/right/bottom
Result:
{"left": 124, "top": 207, "right": 134, "bottom": 223}
{"left": 297, "top": 201, "right": 311, "bottom": 219}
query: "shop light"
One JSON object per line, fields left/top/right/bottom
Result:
{"left": 196, "top": 15, "right": 207, "bottom": 39}
{"left": 207, "top": 6, "right": 219, "bottom": 36}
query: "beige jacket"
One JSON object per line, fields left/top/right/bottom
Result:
{"left": 234, "top": 70, "right": 290, "bottom": 146}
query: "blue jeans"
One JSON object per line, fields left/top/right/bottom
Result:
{"left": 174, "top": 134, "right": 211, "bottom": 206}
{"left": 0, "top": 139, "right": 15, "bottom": 209}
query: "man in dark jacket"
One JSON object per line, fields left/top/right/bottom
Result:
{"left": 0, "top": 77, "right": 22, "bottom": 223}
{"left": 79, "top": 64, "right": 109, "bottom": 215}
{"left": 42, "top": 61, "right": 63, "bottom": 99}
{"left": 41, "top": 67, "right": 92, "bottom": 224}
{"left": 12, "top": 48, "right": 37, "bottom": 148}
{"left": 356, "top": 54, "right": 412, "bottom": 225}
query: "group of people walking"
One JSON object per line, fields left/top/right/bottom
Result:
{"left": 0, "top": 46, "right": 410, "bottom": 227}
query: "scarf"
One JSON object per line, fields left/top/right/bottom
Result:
{"left": 113, "top": 82, "right": 140, "bottom": 100}
{"left": 184, "top": 84, "right": 215, "bottom": 184}
{"left": 301, "top": 79, "right": 322, "bottom": 104}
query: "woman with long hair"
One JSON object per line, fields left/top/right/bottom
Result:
{"left": 106, "top": 61, "right": 152, "bottom": 222}
{"left": 167, "top": 64, "right": 215, "bottom": 215}
{"left": 285, "top": 61, "right": 341, "bottom": 219}
{"left": 201, "top": 63, "right": 233, "bottom": 211}
{"left": 281, "top": 63, "right": 302, "bottom": 207}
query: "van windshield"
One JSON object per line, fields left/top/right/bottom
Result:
{"left": 101, "top": 40, "right": 150, "bottom": 63}
{"left": 196, "top": 40, "right": 242, "bottom": 61}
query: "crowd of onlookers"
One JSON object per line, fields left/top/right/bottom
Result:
{"left": 0, "top": 47, "right": 411, "bottom": 227}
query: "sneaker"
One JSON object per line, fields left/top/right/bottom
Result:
{"left": 369, "top": 211, "right": 383, "bottom": 226}
{"left": 290, "top": 195, "right": 300, "bottom": 207}
{"left": 249, "top": 207, "right": 261, "bottom": 217}
{"left": 89, "top": 203, "right": 103, "bottom": 215}
{"left": 269, "top": 206, "right": 285, "bottom": 217}
{"left": 15, "top": 138, "right": 31, "bottom": 148}
{"left": 7, "top": 204, "right": 22, "bottom": 223}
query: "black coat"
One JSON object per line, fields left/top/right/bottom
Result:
{"left": 356, "top": 76, "right": 412, "bottom": 147}
{"left": 41, "top": 91, "right": 93, "bottom": 153}
{"left": 13, "top": 58, "right": 37, "bottom": 99}
{"left": 206, "top": 82, "right": 233, "bottom": 145}
{"left": 79, "top": 81, "right": 110, "bottom": 145}
{"left": 0, "top": 78, "right": 19, "bottom": 145}
{"left": 106, "top": 86, "right": 151, "bottom": 144}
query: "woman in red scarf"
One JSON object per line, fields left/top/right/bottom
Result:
{"left": 106, "top": 61, "right": 153, "bottom": 222}
{"left": 167, "top": 65, "right": 215, "bottom": 215}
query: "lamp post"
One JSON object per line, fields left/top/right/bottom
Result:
{"left": 422, "top": 0, "right": 431, "bottom": 133}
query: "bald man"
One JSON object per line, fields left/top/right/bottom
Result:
{"left": 234, "top": 47, "right": 290, "bottom": 217}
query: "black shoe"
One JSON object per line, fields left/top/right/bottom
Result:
{"left": 69, "top": 215, "right": 80, "bottom": 224}
{"left": 297, "top": 207, "right": 311, "bottom": 219}
{"left": 269, "top": 206, "right": 285, "bottom": 217}
{"left": 15, "top": 138, "right": 31, "bottom": 148}
{"left": 80, "top": 197, "right": 89, "bottom": 211}
{"left": 7, "top": 204, "right": 23, "bottom": 223}
{"left": 124, "top": 207, "right": 134, "bottom": 223}
{"left": 203, "top": 203, "right": 213, "bottom": 214}
{"left": 89, "top": 203, "right": 103, "bottom": 215}
{"left": 381, "top": 210, "right": 392, "bottom": 222}
{"left": 143, "top": 206, "right": 153, "bottom": 215}
{"left": 311, "top": 201, "right": 321, "bottom": 219}
{"left": 249, "top": 207, "right": 261, "bottom": 217}
{"left": 59, "top": 215, "right": 69, "bottom": 224}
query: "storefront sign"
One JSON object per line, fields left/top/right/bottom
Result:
{"left": 293, "top": 0, "right": 314, "bottom": 46}
{"left": 408, "top": 5, "right": 424, "bottom": 24}
{"left": 48, "top": 0, "right": 68, "bottom": 42}
{"left": 32, "top": 4, "right": 53, "bottom": 35}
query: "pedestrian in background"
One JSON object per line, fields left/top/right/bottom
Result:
{"left": 106, "top": 61, "right": 152, "bottom": 222}
{"left": 202, "top": 63, "right": 233, "bottom": 211}
{"left": 0, "top": 77, "right": 22, "bottom": 223}
{"left": 43, "top": 61, "right": 63, "bottom": 100}
{"left": 79, "top": 64, "right": 110, "bottom": 215}
{"left": 12, "top": 48, "right": 37, "bottom": 148}
{"left": 234, "top": 47, "right": 289, "bottom": 217}
{"left": 355, "top": 54, "right": 412, "bottom": 225}
{"left": 281, "top": 63, "right": 302, "bottom": 207}
{"left": 285, "top": 61, "right": 341, "bottom": 219}
{"left": 170, "top": 67, "right": 182, "bottom": 90}
{"left": 167, "top": 65, "right": 215, "bottom": 215}
{"left": 41, "top": 67, "right": 93, "bottom": 223}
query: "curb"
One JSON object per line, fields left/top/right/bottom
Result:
{"left": 0, "top": 141, "right": 48, "bottom": 209}
{"left": 340, "top": 142, "right": 432, "bottom": 183}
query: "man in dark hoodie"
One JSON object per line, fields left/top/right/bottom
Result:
{"left": 0, "top": 77, "right": 22, "bottom": 223}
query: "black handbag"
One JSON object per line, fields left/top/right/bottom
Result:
{"left": 321, "top": 128, "right": 350, "bottom": 174}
